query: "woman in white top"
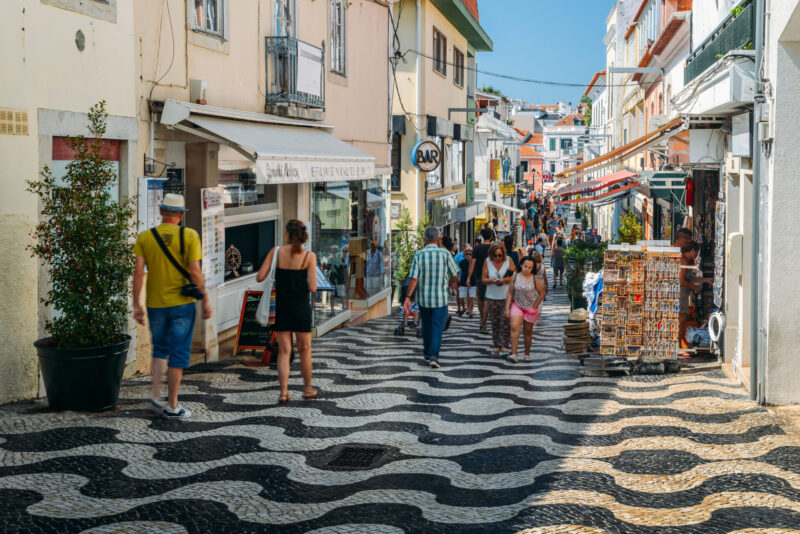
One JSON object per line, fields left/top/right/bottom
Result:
{"left": 481, "top": 242, "right": 515, "bottom": 356}
{"left": 505, "top": 256, "right": 545, "bottom": 362}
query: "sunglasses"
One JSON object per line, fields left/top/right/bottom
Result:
{"left": 493, "top": 253, "right": 504, "bottom": 258}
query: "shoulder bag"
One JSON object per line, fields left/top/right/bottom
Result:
{"left": 255, "top": 246, "right": 280, "bottom": 327}
{"left": 151, "top": 227, "right": 205, "bottom": 301}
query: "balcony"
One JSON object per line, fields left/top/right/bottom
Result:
{"left": 265, "top": 36, "right": 325, "bottom": 118}
{"left": 684, "top": 1, "right": 754, "bottom": 85}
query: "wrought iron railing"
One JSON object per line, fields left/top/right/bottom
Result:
{"left": 684, "top": 1, "right": 754, "bottom": 85}
{"left": 265, "top": 36, "right": 325, "bottom": 109}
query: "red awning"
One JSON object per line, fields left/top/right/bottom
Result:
{"left": 554, "top": 170, "right": 637, "bottom": 198}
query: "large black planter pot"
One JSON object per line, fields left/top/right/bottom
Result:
{"left": 34, "top": 335, "right": 130, "bottom": 412}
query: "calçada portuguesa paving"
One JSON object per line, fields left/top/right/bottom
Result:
{"left": 2, "top": 285, "right": 800, "bottom": 533}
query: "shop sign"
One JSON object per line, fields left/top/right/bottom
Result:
{"left": 256, "top": 159, "right": 375, "bottom": 184}
{"left": 390, "top": 202, "right": 401, "bottom": 219}
{"left": 489, "top": 158, "right": 502, "bottom": 180}
{"left": 411, "top": 140, "right": 441, "bottom": 172}
{"left": 499, "top": 184, "right": 515, "bottom": 196}
{"left": 137, "top": 177, "right": 166, "bottom": 232}
{"left": 201, "top": 186, "right": 226, "bottom": 290}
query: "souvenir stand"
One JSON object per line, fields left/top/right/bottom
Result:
{"left": 589, "top": 243, "right": 682, "bottom": 373}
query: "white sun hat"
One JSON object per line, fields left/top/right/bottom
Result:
{"left": 160, "top": 193, "right": 188, "bottom": 212}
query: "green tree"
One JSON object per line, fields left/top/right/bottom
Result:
{"left": 392, "top": 208, "right": 430, "bottom": 286}
{"left": 617, "top": 210, "right": 643, "bottom": 245}
{"left": 27, "top": 102, "right": 136, "bottom": 348}
{"left": 580, "top": 95, "right": 592, "bottom": 126}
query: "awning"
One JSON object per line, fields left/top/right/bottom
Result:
{"left": 556, "top": 117, "right": 685, "bottom": 181}
{"left": 485, "top": 200, "right": 523, "bottom": 215}
{"left": 644, "top": 171, "right": 688, "bottom": 200}
{"left": 556, "top": 181, "right": 639, "bottom": 206}
{"left": 160, "top": 100, "right": 375, "bottom": 184}
{"left": 554, "top": 170, "right": 637, "bottom": 198}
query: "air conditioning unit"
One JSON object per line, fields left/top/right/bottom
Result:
{"left": 648, "top": 114, "right": 667, "bottom": 131}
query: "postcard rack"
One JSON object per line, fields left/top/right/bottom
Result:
{"left": 600, "top": 245, "right": 681, "bottom": 362}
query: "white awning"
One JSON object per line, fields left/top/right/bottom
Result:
{"left": 485, "top": 200, "right": 523, "bottom": 215}
{"left": 160, "top": 101, "right": 375, "bottom": 184}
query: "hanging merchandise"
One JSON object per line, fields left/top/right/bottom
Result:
{"left": 713, "top": 192, "right": 725, "bottom": 307}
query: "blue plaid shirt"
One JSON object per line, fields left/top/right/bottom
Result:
{"left": 408, "top": 245, "right": 460, "bottom": 308}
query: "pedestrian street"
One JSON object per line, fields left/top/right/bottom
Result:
{"left": 2, "top": 282, "right": 800, "bottom": 533}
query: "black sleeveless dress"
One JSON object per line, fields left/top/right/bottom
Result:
{"left": 274, "top": 251, "right": 312, "bottom": 333}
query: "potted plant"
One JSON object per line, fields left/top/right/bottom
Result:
{"left": 27, "top": 102, "right": 136, "bottom": 412}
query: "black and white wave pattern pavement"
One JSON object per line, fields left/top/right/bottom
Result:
{"left": 2, "top": 280, "right": 800, "bottom": 532}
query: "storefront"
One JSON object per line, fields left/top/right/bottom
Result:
{"left": 152, "top": 100, "right": 387, "bottom": 356}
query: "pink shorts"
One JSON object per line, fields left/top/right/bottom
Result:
{"left": 510, "top": 302, "right": 539, "bottom": 324}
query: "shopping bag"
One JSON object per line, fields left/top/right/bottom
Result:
{"left": 256, "top": 246, "right": 280, "bottom": 326}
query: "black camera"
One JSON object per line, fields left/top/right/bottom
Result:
{"left": 181, "top": 283, "right": 205, "bottom": 300}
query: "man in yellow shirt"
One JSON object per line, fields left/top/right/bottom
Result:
{"left": 133, "top": 194, "right": 211, "bottom": 419}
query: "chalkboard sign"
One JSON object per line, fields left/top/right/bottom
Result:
{"left": 233, "top": 291, "right": 272, "bottom": 355}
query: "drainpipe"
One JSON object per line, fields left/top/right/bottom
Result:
{"left": 416, "top": 0, "right": 422, "bottom": 221}
{"left": 749, "top": 0, "right": 765, "bottom": 403}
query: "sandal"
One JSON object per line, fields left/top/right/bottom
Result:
{"left": 278, "top": 393, "right": 290, "bottom": 403}
{"left": 303, "top": 389, "right": 319, "bottom": 399}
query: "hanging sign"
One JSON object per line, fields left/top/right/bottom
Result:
{"left": 499, "top": 184, "right": 516, "bottom": 196}
{"left": 411, "top": 140, "right": 441, "bottom": 172}
{"left": 489, "top": 158, "right": 502, "bottom": 180}
{"left": 200, "top": 186, "right": 225, "bottom": 290}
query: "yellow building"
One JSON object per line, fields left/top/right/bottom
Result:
{"left": 391, "top": 0, "right": 492, "bottom": 245}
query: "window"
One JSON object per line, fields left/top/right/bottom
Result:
{"left": 330, "top": 0, "right": 346, "bottom": 75}
{"left": 391, "top": 133, "right": 401, "bottom": 191}
{"left": 549, "top": 138, "right": 556, "bottom": 151}
{"left": 425, "top": 137, "right": 444, "bottom": 189}
{"left": 275, "top": 0, "right": 296, "bottom": 37}
{"left": 560, "top": 138, "right": 572, "bottom": 151}
{"left": 193, "top": 0, "right": 223, "bottom": 36}
{"left": 453, "top": 47, "right": 465, "bottom": 87}
{"left": 432, "top": 28, "right": 447, "bottom": 76}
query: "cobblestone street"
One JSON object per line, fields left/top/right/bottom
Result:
{"left": 2, "top": 284, "right": 800, "bottom": 533}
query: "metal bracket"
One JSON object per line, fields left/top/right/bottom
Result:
{"left": 143, "top": 155, "right": 176, "bottom": 177}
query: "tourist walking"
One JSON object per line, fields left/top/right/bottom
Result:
{"left": 533, "top": 251, "right": 549, "bottom": 302}
{"left": 482, "top": 242, "right": 515, "bottom": 356}
{"left": 133, "top": 193, "right": 211, "bottom": 419}
{"left": 468, "top": 228, "right": 494, "bottom": 334}
{"left": 457, "top": 247, "right": 475, "bottom": 318}
{"left": 405, "top": 226, "right": 460, "bottom": 368}
{"left": 503, "top": 234, "right": 520, "bottom": 270}
{"left": 505, "top": 255, "right": 545, "bottom": 362}
{"left": 552, "top": 237, "right": 566, "bottom": 288}
{"left": 257, "top": 220, "right": 318, "bottom": 403}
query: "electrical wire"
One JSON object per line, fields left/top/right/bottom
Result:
{"left": 401, "top": 49, "right": 663, "bottom": 90}
{"left": 149, "top": 0, "right": 176, "bottom": 104}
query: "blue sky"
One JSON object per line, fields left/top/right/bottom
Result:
{"left": 476, "top": 0, "right": 615, "bottom": 105}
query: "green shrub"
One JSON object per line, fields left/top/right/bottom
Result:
{"left": 27, "top": 102, "right": 136, "bottom": 347}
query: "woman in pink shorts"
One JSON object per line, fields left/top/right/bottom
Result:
{"left": 504, "top": 255, "right": 545, "bottom": 362}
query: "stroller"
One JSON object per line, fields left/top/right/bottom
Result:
{"left": 393, "top": 276, "right": 422, "bottom": 337}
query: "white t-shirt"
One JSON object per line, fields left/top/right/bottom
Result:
{"left": 485, "top": 258, "right": 511, "bottom": 300}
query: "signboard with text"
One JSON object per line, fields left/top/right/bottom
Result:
{"left": 499, "top": 184, "right": 516, "bottom": 196}
{"left": 200, "top": 187, "right": 225, "bottom": 290}
{"left": 489, "top": 158, "right": 502, "bottom": 180}
{"left": 411, "top": 140, "right": 441, "bottom": 172}
{"left": 137, "top": 177, "right": 167, "bottom": 232}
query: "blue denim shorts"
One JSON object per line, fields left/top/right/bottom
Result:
{"left": 147, "top": 302, "right": 197, "bottom": 368}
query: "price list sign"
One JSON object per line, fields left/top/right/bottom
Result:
{"left": 201, "top": 187, "right": 225, "bottom": 290}
{"left": 137, "top": 178, "right": 167, "bottom": 232}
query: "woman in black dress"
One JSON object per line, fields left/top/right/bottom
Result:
{"left": 257, "top": 220, "right": 318, "bottom": 403}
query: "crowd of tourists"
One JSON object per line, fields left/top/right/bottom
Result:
{"left": 404, "top": 194, "right": 568, "bottom": 367}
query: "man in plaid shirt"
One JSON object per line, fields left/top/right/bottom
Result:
{"left": 404, "top": 226, "right": 459, "bottom": 368}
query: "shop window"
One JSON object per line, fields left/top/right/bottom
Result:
{"left": 330, "top": 0, "right": 346, "bottom": 75}
{"left": 224, "top": 220, "right": 276, "bottom": 281}
{"left": 192, "top": 0, "right": 224, "bottom": 38}
{"left": 453, "top": 47, "right": 464, "bottom": 87}
{"left": 432, "top": 28, "right": 447, "bottom": 76}
{"left": 311, "top": 178, "right": 390, "bottom": 325}
{"left": 391, "top": 133, "right": 402, "bottom": 191}
{"left": 425, "top": 137, "right": 444, "bottom": 190}
{"left": 218, "top": 170, "right": 278, "bottom": 213}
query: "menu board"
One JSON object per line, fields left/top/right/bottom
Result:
{"left": 233, "top": 291, "right": 272, "bottom": 355}
{"left": 137, "top": 178, "right": 167, "bottom": 232}
{"left": 201, "top": 187, "right": 225, "bottom": 290}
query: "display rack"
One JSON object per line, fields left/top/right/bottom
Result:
{"left": 713, "top": 192, "right": 725, "bottom": 308}
{"left": 599, "top": 244, "right": 681, "bottom": 363}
